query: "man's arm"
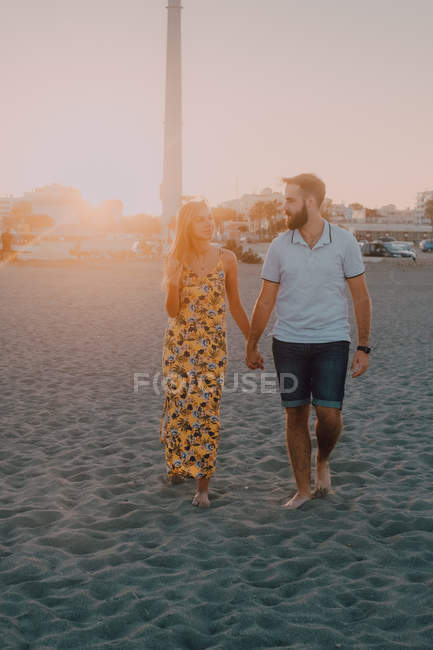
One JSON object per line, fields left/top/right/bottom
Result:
{"left": 346, "top": 273, "right": 372, "bottom": 377}
{"left": 246, "top": 279, "right": 279, "bottom": 369}
{"left": 346, "top": 273, "right": 371, "bottom": 345}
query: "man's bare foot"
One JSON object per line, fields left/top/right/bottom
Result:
{"left": 313, "top": 460, "right": 333, "bottom": 497}
{"left": 283, "top": 492, "right": 311, "bottom": 509}
{"left": 192, "top": 492, "right": 210, "bottom": 508}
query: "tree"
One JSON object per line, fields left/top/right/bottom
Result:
{"left": 365, "top": 208, "right": 380, "bottom": 223}
{"left": 264, "top": 200, "right": 283, "bottom": 234}
{"left": 211, "top": 207, "right": 238, "bottom": 233}
{"left": 5, "top": 201, "right": 32, "bottom": 230}
{"left": 321, "top": 198, "right": 333, "bottom": 223}
{"left": 249, "top": 200, "right": 283, "bottom": 235}
{"left": 249, "top": 201, "right": 268, "bottom": 233}
{"left": 425, "top": 199, "right": 433, "bottom": 234}
{"left": 349, "top": 202, "right": 364, "bottom": 211}
{"left": 4, "top": 203, "right": 54, "bottom": 233}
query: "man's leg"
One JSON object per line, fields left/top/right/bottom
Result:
{"left": 284, "top": 404, "right": 312, "bottom": 509}
{"left": 310, "top": 340, "right": 349, "bottom": 497}
{"left": 313, "top": 405, "right": 343, "bottom": 496}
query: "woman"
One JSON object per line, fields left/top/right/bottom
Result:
{"left": 160, "top": 200, "right": 250, "bottom": 507}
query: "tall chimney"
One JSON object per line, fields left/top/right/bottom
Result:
{"left": 161, "top": 0, "right": 183, "bottom": 239}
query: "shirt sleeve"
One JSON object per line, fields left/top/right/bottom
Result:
{"left": 260, "top": 239, "right": 281, "bottom": 283}
{"left": 343, "top": 234, "right": 365, "bottom": 279}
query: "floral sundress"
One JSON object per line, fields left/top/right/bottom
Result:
{"left": 160, "top": 250, "right": 227, "bottom": 479}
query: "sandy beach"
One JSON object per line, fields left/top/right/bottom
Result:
{"left": 1, "top": 257, "right": 432, "bottom": 649}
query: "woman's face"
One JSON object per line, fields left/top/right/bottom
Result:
{"left": 189, "top": 205, "right": 214, "bottom": 242}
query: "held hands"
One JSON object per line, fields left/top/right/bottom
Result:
{"left": 351, "top": 350, "right": 369, "bottom": 378}
{"left": 245, "top": 344, "right": 264, "bottom": 370}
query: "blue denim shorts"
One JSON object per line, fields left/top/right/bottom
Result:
{"left": 272, "top": 337, "right": 350, "bottom": 410}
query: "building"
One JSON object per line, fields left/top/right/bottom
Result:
{"left": 0, "top": 195, "right": 14, "bottom": 226}
{"left": 349, "top": 207, "right": 366, "bottom": 223}
{"left": 3, "top": 184, "right": 123, "bottom": 228}
{"left": 377, "top": 204, "right": 417, "bottom": 224}
{"left": 415, "top": 191, "right": 433, "bottom": 225}
{"left": 329, "top": 202, "right": 350, "bottom": 223}
{"left": 345, "top": 221, "right": 430, "bottom": 243}
{"left": 84, "top": 200, "right": 123, "bottom": 225}
{"left": 220, "top": 188, "right": 284, "bottom": 217}
{"left": 22, "top": 184, "right": 84, "bottom": 224}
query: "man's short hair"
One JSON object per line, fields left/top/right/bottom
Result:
{"left": 283, "top": 173, "right": 326, "bottom": 208}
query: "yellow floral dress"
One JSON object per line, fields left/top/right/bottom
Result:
{"left": 160, "top": 250, "right": 227, "bottom": 480}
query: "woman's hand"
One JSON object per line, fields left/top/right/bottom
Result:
{"left": 165, "top": 255, "right": 183, "bottom": 318}
{"left": 166, "top": 255, "right": 183, "bottom": 287}
{"left": 245, "top": 345, "right": 264, "bottom": 370}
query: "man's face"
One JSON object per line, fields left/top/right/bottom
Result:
{"left": 284, "top": 184, "right": 309, "bottom": 231}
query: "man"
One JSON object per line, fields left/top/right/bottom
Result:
{"left": 246, "top": 173, "right": 371, "bottom": 509}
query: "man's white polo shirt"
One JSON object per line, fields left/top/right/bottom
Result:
{"left": 261, "top": 218, "right": 365, "bottom": 343}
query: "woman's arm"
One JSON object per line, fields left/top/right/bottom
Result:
{"left": 223, "top": 249, "right": 250, "bottom": 339}
{"left": 165, "top": 256, "right": 183, "bottom": 318}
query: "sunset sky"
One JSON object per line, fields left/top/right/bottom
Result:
{"left": 1, "top": 0, "right": 432, "bottom": 215}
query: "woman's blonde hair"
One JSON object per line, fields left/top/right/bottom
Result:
{"left": 162, "top": 200, "right": 209, "bottom": 290}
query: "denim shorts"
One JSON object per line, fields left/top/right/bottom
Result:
{"left": 272, "top": 337, "right": 350, "bottom": 410}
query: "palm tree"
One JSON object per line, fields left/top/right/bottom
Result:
{"left": 249, "top": 201, "right": 267, "bottom": 233}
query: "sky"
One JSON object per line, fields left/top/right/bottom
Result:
{"left": 1, "top": 0, "right": 432, "bottom": 215}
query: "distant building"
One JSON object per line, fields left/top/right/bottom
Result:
{"left": 377, "top": 204, "right": 417, "bottom": 224}
{"left": 329, "top": 202, "right": 353, "bottom": 223}
{"left": 219, "top": 188, "right": 284, "bottom": 217}
{"left": 0, "top": 195, "right": 14, "bottom": 225}
{"left": 351, "top": 207, "right": 366, "bottom": 223}
{"left": 83, "top": 199, "right": 123, "bottom": 225}
{"left": 222, "top": 221, "right": 242, "bottom": 242}
{"left": 345, "top": 222, "right": 430, "bottom": 243}
{"left": 2, "top": 184, "right": 123, "bottom": 228}
{"left": 22, "top": 184, "right": 84, "bottom": 224}
{"left": 415, "top": 190, "right": 433, "bottom": 224}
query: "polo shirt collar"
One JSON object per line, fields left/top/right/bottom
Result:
{"left": 290, "top": 218, "right": 332, "bottom": 248}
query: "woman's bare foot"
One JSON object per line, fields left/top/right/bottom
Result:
{"left": 192, "top": 477, "right": 210, "bottom": 507}
{"left": 313, "top": 459, "right": 333, "bottom": 497}
{"left": 283, "top": 492, "right": 311, "bottom": 509}
{"left": 192, "top": 492, "right": 210, "bottom": 508}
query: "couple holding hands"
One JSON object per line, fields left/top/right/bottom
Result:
{"left": 160, "top": 174, "right": 372, "bottom": 509}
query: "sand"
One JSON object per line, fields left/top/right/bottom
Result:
{"left": 0, "top": 257, "right": 432, "bottom": 649}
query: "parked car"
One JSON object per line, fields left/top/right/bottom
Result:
{"left": 392, "top": 241, "right": 417, "bottom": 254}
{"left": 362, "top": 241, "right": 416, "bottom": 261}
{"left": 419, "top": 239, "right": 433, "bottom": 252}
{"left": 377, "top": 236, "right": 396, "bottom": 242}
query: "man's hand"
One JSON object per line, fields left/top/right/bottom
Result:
{"left": 351, "top": 350, "right": 369, "bottom": 378}
{"left": 246, "top": 345, "right": 264, "bottom": 370}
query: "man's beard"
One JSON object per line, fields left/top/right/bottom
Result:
{"left": 285, "top": 201, "right": 308, "bottom": 230}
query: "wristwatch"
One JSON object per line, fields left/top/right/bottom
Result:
{"left": 357, "top": 345, "right": 371, "bottom": 354}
